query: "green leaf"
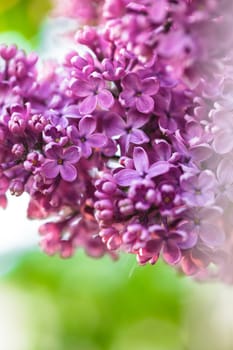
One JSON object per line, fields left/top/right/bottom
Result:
{"left": 0, "top": 0, "right": 51, "bottom": 41}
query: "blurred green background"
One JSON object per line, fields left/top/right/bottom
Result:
{"left": 1, "top": 1, "right": 233, "bottom": 349}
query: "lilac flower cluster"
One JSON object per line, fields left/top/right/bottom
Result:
{"left": 1, "top": 0, "right": 233, "bottom": 280}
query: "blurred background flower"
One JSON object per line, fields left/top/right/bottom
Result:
{"left": 1, "top": 1, "right": 233, "bottom": 350}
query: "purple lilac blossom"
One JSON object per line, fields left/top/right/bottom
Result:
{"left": 0, "top": 0, "right": 233, "bottom": 282}
{"left": 42, "top": 144, "right": 81, "bottom": 182}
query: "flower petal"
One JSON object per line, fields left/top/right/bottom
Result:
{"left": 198, "top": 170, "right": 215, "bottom": 190}
{"left": 200, "top": 223, "right": 225, "bottom": 247}
{"left": 217, "top": 157, "right": 233, "bottom": 185}
{"left": 147, "top": 161, "right": 170, "bottom": 178}
{"left": 63, "top": 146, "right": 81, "bottom": 163}
{"left": 153, "top": 139, "right": 172, "bottom": 161}
{"left": 103, "top": 113, "right": 125, "bottom": 137}
{"left": 144, "top": 239, "right": 163, "bottom": 255}
{"left": 133, "top": 147, "right": 149, "bottom": 175}
{"left": 122, "top": 73, "right": 141, "bottom": 91}
{"left": 63, "top": 104, "right": 81, "bottom": 119}
{"left": 42, "top": 160, "right": 60, "bottom": 179}
{"left": 67, "top": 125, "right": 80, "bottom": 143}
{"left": 163, "top": 241, "right": 181, "bottom": 265}
{"left": 127, "top": 110, "right": 149, "bottom": 128}
{"left": 98, "top": 89, "right": 114, "bottom": 110}
{"left": 114, "top": 169, "right": 140, "bottom": 186}
{"left": 44, "top": 144, "right": 62, "bottom": 159}
{"left": 79, "top": 116, "right": 96, "bottom": 136}
{"left": 190, "top": 144, "right": 212, "bottom": 162}
{"left": 213, "top": 130, "right": 233, "bottom": 154}
{"left": 87, "top": 133, "right": 108, "bottom": 148}
{"left": 142, "top": 77, "right": 159, "bottom": 95}
{"left": 60, "top": 162, "right": 77, "bottom": 182}
{"left": 80, "top": 142, "right": 92, "bottom": 158}
{"left": 129, "top": 129, "right": 149, "bottom": 144}
{"left": 79, "top": 95, "right": 97, "bottom": 115}
{"left": 136, "top": 94, "right": 154, "bottom": 114}
{"left": 120, "top": 90, "right": 135, "bottom": 107}
{"left": 70, "top": 79, "right": 92, "bottom": 97}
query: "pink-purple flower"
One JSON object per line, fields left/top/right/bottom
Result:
{"left": 0, "top": 0, "right": 232, "bottom": 282}
{"left": 114, "top": 146, "right": 170, "bottom": 187}
{"left": 70, "top": 76, "right": 114, "bottom": 114}
{"left": 68, "top": 115, "right": 108, "bottom": 158}
{"left": 42, "top": 144, "right": 81, "bottom": 182}
{"left": 120, "top": 73, "right": 159, "bottom": 114}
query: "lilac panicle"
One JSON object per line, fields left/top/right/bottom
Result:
{"left": 0, "top": 0, "right": 233, "bottom": 282}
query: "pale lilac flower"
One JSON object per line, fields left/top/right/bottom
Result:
{"left": 216, "top": 156, "right": 233, "bottom": 203}
{"left": 183, "top": 207, "right": 225, "bottom": 247}
{"left": 211, "top": 107, "right": 233, "bottom": 154}
{"left": 180, "top": 170, "right": 216, "bottom": 206}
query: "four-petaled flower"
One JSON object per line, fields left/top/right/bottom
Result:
{"left": 180, "top": 170, "right": 216, "bottom": 207}
{"left": 42, "top": 144, "right": 81, "bottom": 182}
{"left": 67, "top": 115, "right": 108, "bottom": 158}
{"left": 181, "top": 207, "right": 225, "bottom": 247}
{"left": 120, "top": 73, "right": 159, "bottom": 114}
{"left": 70, "top": 76, "right": 114, "bottom": 114}
{"left": 114, "top": 146, "right": 170, "bottom": 186}
{"left": 139, "top": 224, "right": 196, "bottom": 265}
{"left": 103, "top": 110, "right": 149, "bottom": 151}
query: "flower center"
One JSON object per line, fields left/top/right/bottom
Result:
{"left": 194, "top": 217, "right": 200, "bottom": 225}
{"left": 164, "top": 196, "right": 171, "bottom": 204}
{"left": 195, "top": 188, "right": 201, "bottom": 195}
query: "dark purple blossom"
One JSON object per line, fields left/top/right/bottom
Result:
{"left": 180, "top": 170, "right": 216, "bottom": 207}
{"left": 139, "top": 224, "right": 194, "bottom": 265}
{"left": 156, "top": 182, "right": 181, "bottom": 214}
{"left": 128, "top": 178, "right": 156, "bottom": 211}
